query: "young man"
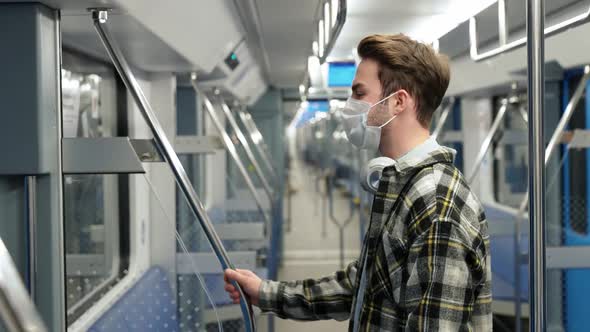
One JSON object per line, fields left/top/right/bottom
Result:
{"left": 224, "top": 34, "right": 492, "bottom": 331}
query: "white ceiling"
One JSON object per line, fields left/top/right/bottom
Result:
{"left": 2, "top": 0, "right": 244, "bottom": 73}
{"left": 254, "top": 0, "right": 321, "bottom": 88}
{"left": 250, "top": 0, "right": 497, "bottom": 88}
{"left": 330, "top": 0, "right": 496, "bottom": 60}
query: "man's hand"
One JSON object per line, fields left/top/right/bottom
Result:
{"left": 223, "top": 269, "right": 262, "bottom": 305}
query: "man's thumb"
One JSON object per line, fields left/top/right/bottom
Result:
{"left": 225, "top": 269, "right": 247, "bottom": 284}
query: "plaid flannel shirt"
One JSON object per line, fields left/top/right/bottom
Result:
{"left": 259, "top": 146, "right": 492, "bottom": 331}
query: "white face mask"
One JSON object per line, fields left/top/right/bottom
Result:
{"left": 340, "top": 92, "right": 399, "bottom": 151}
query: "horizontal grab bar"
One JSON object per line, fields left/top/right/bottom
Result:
{"left": 470, "top": 4, "right": 590, "bottom": 62}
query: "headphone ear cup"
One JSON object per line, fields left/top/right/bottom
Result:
{"left": 360, "top": 157, "right": 396, "bottom": 194}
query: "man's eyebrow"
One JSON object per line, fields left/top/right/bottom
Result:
{"left": 352, "top": 83, "right": 364, "bottom": 92}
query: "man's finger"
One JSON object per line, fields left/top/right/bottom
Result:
{"left": 235, "top": 268, "right": 255, "bottom": 277}
{"left": 225, "top": 268, "right": 248, "bottom": 284}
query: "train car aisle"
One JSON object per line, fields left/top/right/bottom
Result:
{"left": 257, "top": 154, "right": 362, "bottom": 331}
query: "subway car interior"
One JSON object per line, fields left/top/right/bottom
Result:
{"left": 1, "top": 0, "right": 590, "bottom": 331}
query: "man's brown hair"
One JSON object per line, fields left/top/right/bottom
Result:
{"left": 357, "top": 34, "right": 450, "bottom": 128}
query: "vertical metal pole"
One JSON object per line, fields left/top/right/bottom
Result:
{"left": 339, "top": 228, "right": 345, "bottom": 269}
{"left": 527, "top": 0, "right": 546, "bottom": 330}
{"left": 322, "top": 174, "right": 328, "bottom": 238}
{"left": 286, "top": 169, "right": 292, "bottom": 232}
{"left": 51, "top": 9, "right": 66, "bottom": 331}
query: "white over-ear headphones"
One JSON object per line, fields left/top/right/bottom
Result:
{"left": 360, "top": 157, "right": 396, "bottom": 194}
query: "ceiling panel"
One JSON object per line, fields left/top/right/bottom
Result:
{"left": 61, "top": 13, "right": 195, "bottom": 73}
{"left": 331, "top": 0, "right": 497, "bottom": 60}
{"left": 255, "top": 0, "right": 321, "bottom": 88}
{"left": 2, "top": 0, "right": 244, "bottom": 74}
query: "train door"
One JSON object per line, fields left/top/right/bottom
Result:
{"left": 560, "top": 68, "right": 590, "bottom": 332}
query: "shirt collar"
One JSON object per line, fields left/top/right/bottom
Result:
{"left": 382, "top": 138, "right": 456, "bottom": 177}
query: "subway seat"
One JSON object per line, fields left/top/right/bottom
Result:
{"left": 88, "top": 267, "right": 180, "bottom": 332}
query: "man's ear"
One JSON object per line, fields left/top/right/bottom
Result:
{"left": 391, "top": 89, "right": 410, "bottom": 115}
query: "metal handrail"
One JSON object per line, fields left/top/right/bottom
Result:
{"left": 0, "top": 236, "right": 47, "bottom": 332}
{"left": 469, "top": 3, "right": 590, "bottom": 62}
{"left": 467, "top": 99, "right": 509, "bottom": 184}
{"left": 219, "top": 99, "right": 274, "bottom": 200}
{"left": 91, "top": 10, "right": 255, "bottom": 332}
{"left": 545, "top": 66, "right": 590, "bottom": 164}
{"left": 320, "top": 0, "right": 347, "bottom": 64}
{"left": 517, "top": 105, "right": 529, "bottom": 124}
{"left": 431, "top": 98, "right": 455, "bottom": 140}
{"left": 192, "top": 79, "right": 271, "bottom": 234}
{"left": 527, "top": 0, "right": 546, "bottom": 329}
{"left": 236, "top": 109, "right": 280, "bottom": 182}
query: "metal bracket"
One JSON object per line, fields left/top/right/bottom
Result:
{"left": 439, "top": 130, "right": 463, "bottom": 143}
{"left": 546, "top": 246, "right": 590, "bottom": 269}
{"left": 174, "top": 135, "right": 224, "bottom": 154}
{"left": 130, "top": 139, "right": 165, "bottom": 162}
{"left": 568, "top": 129, "right": 590, "bottom": 149}
{"left": 63, "top": 138, "right": 146, "bottom": 174}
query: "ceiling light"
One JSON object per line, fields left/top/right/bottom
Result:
{"left": 432, "top": 39, "right": 440, "bottom": 53}
{"left": 318, "top": 20, "right": 325, "bottom": 57}
{"left": 299, "top": 84, "right": 306, "bottom": 95}
{"left": 403, "top": 0, "right": 498, "bottom": 42}
{"left": 324, "top": 2, "right": 331, "bottom": 43}
{"left": 308, "top": 56, "right": 322, "bottom": 86}
{"left": 331, "top": 0, "right": 338, "bottom": 28}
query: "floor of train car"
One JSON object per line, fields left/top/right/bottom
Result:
{"left": 256, "top": 156, "right": 362, "bottom": 332}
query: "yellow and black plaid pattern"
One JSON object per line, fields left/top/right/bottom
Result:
{"left": 258, "top": 147, "right": 492, "bottom": 331}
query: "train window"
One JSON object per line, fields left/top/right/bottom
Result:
{"left": 563, "top": 74, "right": 588, "bottom": 236}
{"left": 61, "top": 50, "right": 129, "bottom": 325}
{"left": 436, "top": 100, "right": 464, "bottom": 172}
{"left": 493, "top": 97, "right": 528, "bottom": 208}
{"left": 176, "top": 86, "right": 207, "bottom": 202}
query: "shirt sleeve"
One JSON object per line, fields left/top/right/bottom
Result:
{"left": 401, "top": 220, "right": 487, "bottom": 331}
{"left": 257, "top": 260, "right": 358, "bottom": 321}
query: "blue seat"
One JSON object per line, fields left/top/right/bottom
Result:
{"left": 88, "top": 266, "right": 180, "bottom": 332}
{"left": 490, "top": 234, "right": 529, "bottom": 302}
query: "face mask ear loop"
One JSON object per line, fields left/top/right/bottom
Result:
{"left": 370, "top": 92, "right": 398, "bottom": 108}
{"left": 379, "top": 114, "right": 397, "bottom": 129}
{"left": 369, "top": 92, "right": 399, "bottom": 128}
